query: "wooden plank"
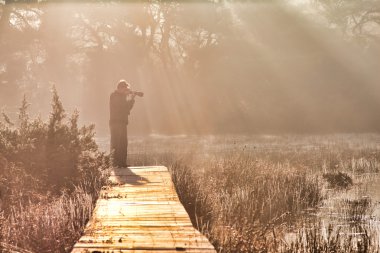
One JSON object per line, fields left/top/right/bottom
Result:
{"left": 72, "top": 248, "right": 216, "bottom": 253}
{"left": 71, "top": 166, "right": 215, "bottom": 253}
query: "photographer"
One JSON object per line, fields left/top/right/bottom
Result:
{"left": 109, "top": 80, "right": 140, "bottom": 167}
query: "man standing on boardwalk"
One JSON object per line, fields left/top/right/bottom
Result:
{"left": 109, "top": 80, "right": 136, "bottom": 167}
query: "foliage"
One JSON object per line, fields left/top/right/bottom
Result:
{"left": 314, "top": 0, "right": 380, "bottom": 43}
{"left": 0, "top": 89, "right": 109, "bottom": 252}
{"left": 0, "top": 87, "right": 105, "bottom": 192}
{"left": 1, "top": 1, "right": 380, "bottom": 134}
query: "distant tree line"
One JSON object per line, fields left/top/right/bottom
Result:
{"left": 1, "top": 0, "right": 380, "bottom": 134}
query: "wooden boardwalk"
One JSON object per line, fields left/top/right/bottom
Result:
{"left": 71, "top": 166, "right": 216, "bottom": 253}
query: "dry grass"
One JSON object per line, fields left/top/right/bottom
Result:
{"left": 0, "top": 169, "right": 109, "bottom": 253}
{"left": 166, "top": 153, "right": 321, "bottom": 252}
{"left": 2, "top": 187, "right": 94, "bottom": 252}
{"left": 2, "top": 134, "right": 380, "bottom": 252}
{"left": 128, "top": 134, "right": 380, "bottom": 253}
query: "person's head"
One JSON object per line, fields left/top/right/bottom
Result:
{"left": 117, "top": 80, "right": 131, "bottom": 94}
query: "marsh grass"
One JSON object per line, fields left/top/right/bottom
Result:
{"left": 128, "top": 135, "right": 380, "bottom": 252}
{"left": 283, "top": 197, "right": 379, "bottom": 253}
{"left": 283, "top": 223, "right": 375, "bottom": 253}
{"left": 0, "top": 167, "right": 109, "bottom": 253}
{"left": 168, "top": 154, "right": 323, "bottom": 252}
{"left": 2, "top": 187, "right": 94, "bottom": 252}
{"left": 3, "top": 114, "right": 380, "bottom": 253}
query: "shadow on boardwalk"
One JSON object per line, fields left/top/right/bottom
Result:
{"left": 109, "top": 166, "right": 150, "bottom": 186}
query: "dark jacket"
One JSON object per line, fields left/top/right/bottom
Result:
{"left": 109, "top": 91, "right": 135, "bottom": 125}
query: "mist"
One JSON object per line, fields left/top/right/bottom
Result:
{"left": 1, "top": 1, "right": 380, "bottom": 136}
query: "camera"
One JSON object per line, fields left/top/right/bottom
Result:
{"left": 131, "top": 91, "right": 144, "bottom": 97}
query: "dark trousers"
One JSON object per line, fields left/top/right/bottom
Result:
{"left": 110, "top": 123, "right": 128, "bottom": 167}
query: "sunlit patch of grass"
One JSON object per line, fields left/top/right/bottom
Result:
{"left": 283, "top": 222, "right": 377, "bottom": 253}
{"left": 169, "top": 155, "right": 322, "bottom": 252}
{"left": 283, "top": 193, "right": 379, "bottom": 252}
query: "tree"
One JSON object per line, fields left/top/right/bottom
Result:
{"left": 313, "top": 0, "right": 380, "bottom": 44}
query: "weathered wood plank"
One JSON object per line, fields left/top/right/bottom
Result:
{"left": 72, "top": 248, "right": 216, "bottom": 253}
{"left": 71, "top": 166, "right": 215, "bottom": 253}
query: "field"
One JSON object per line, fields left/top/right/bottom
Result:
{"left": 2, "top": 131, "right": 380, "bottom": 252}
{"left": 122, "top": 134, "right": 380, "bottom": 252}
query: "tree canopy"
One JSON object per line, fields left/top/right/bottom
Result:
{"left": 1, "top": 1, "right": 380, "bottom": 134}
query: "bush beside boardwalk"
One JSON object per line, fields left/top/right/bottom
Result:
{"left": 0, "top": 89, "right": 109, "bottom": 252}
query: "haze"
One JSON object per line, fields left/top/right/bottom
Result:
{"left": 1, "top": 1, "right": 380, "bottom": 136}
